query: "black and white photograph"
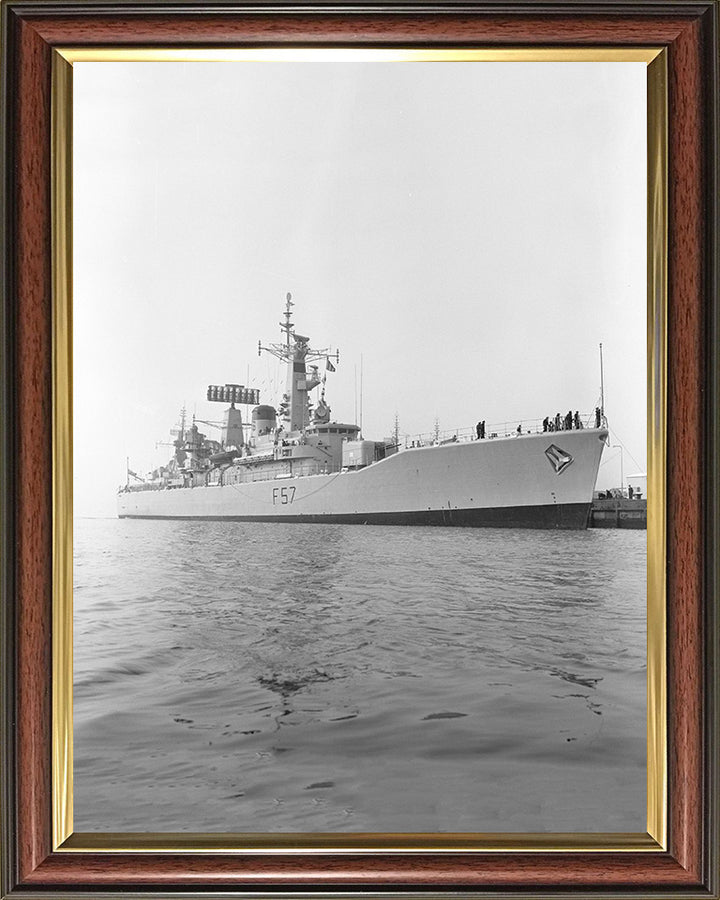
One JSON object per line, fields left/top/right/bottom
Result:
{"left": 72, "top": 55, "right": 648, "bottom": 834}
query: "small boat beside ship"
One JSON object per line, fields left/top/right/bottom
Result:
{"left": 117, "top": 295, "right": 608, "bottom": 528}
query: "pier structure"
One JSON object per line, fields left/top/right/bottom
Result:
{"left": 589, "top": 494, "right": 647, "bottom": 529}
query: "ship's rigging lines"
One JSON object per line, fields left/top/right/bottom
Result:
{"left": 259, "top": 342, "right": 338, "bottom": 365}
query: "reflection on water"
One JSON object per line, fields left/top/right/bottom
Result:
{"left": 74, "top": 520, "right": 646, "bottom": 833}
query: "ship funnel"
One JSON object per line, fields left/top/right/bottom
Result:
{"left": 221, "top": 406, "right": 244, "bottom": 449}
{"left": 252, "top": 405, "right": 277, "bottom": 439}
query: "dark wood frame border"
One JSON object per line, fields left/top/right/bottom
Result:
{"left": 1, "top": 2, "right": 718, "bottom": 897}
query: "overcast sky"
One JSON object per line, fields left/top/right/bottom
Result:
{"left": 73, "top": 60, "right": 647, "bottom": 518}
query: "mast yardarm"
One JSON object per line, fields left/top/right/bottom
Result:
{"left": 257, "top": 293, "right": 340, "bottom": 433}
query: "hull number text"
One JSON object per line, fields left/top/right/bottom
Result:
{"left": 272, "top": 486, "right": 296, "bottom": 505}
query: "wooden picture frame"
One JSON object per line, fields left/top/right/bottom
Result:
{"left": 1, "top": 1, "right": 717, "bottom": 896}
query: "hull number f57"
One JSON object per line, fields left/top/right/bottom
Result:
{"left": 273, "top": 486, "right": 296, "bottom": 505}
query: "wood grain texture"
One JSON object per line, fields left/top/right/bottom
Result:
{"left": 21, "top": 12, "right": 694, "bottom": 45}
{"left": 666, "top": 14, "right": 705, "bottom": 882}
{"left": 18, "top": 850, "right": 702, "bottom": 887}
{"left": 13, "top": 11, "right": 53, "bottom": 884}
{"left": 5, "top": 2, "right": 714, "bottom": 893}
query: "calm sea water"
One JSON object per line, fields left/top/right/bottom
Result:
{"left": 73, "top": 519, "right": 646, "bottom": 833}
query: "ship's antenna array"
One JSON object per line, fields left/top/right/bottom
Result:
{"left": 360, "top": 353, "right": 363, "bottom": 434}
{"left": 257, "top": 292, "right": 340, "bottom": 369}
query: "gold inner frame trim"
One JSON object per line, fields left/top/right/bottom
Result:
{"left": 52, "top": 46, "right": 667, "bottom": 855}
{"left": 645, "top": 50, "right": 668, "bottom": 853}
{"left": 51, "top": 48, "right": 74, "bottom": 852}
{"left": 59, "top": 831, "right": 661, "bottom": 854}
{"left": 57, "top": 47, "right": 662, "bottom": 64}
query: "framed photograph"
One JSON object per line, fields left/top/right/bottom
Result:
{"left": 1, "top": 2, "right": 717, "bottom": 898}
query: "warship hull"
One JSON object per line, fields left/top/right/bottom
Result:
{"left": 118, "top": 428, "right": 607, "bottom": 529}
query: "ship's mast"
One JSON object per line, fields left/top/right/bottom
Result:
{"left": 281, "top": 292, "right": 294, "bottom": 351}
{"left": 258, "top": 293, "right": 340, "bottom": 433}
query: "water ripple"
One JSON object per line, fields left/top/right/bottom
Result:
{"left": 74, "top": 519, "right": 646, "bottom": 833}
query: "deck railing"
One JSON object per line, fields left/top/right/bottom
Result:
{"left": 402, "top": 412, "right": 603, "bottom": 449}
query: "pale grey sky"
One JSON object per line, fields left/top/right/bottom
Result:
{"left": 73, "top": 60, "right": 647, "bottom": 518}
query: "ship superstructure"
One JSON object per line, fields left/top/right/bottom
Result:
{"left": 118, "top": 295, "right": 608, "bottom": 528}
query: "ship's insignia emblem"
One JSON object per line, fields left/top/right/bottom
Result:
{"left": 545, "top": 444, "right": 574, "bottom": 475}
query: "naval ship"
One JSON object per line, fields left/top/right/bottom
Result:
{"left": 117, "top": 296, "right": 608, "bottom": 528}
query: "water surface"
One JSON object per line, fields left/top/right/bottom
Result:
{"left": 74, "top": 519, "right": 646, "bottom": 832}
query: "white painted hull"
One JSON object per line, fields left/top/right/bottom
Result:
{"left": 118, "top": 429, "right": 607, "bottom": 529}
